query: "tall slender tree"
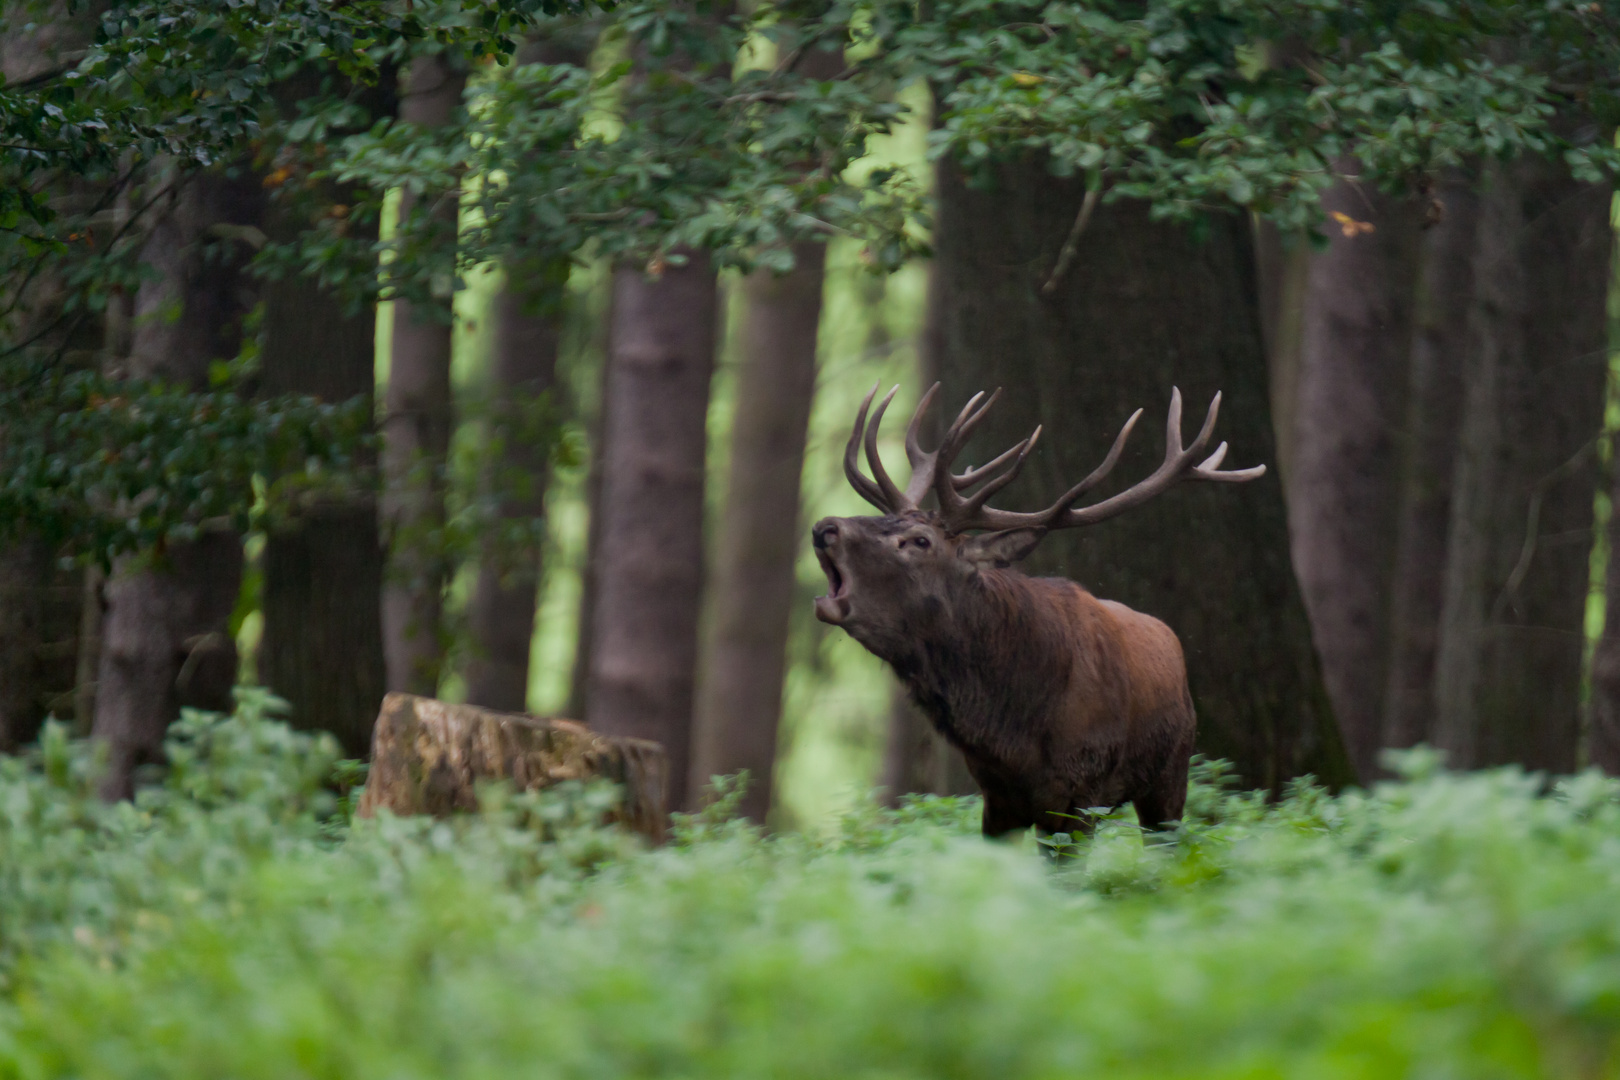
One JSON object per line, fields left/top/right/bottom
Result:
{"left": 93, "top": 168, "right": 263, "bottom": 798}
{"left": 689, "top": 239, "right": 825, "bottom": 818}
{"left": 381, "top": 53, "right": 466, "bottom": 696}
{"left": 462, "top": 261, "right": 565, "bottom": 711}
{"left": 1287, "top": 177, "right": 1422, "bottom": 781}
{"left": 1432, "top": 157, "right": 1611, "bottom": 771}
{"left": 688, "top": 36, "right": 845, "bottom": 820}
{"left": 583, "top": 11, "right": 736, "bottom": 813}
{"left": 586, "top": 252, "right": 719, "bottom": 812}
{"left": 1379, "top": 173, "right": 1476, "bottom": 753}
{"left": 463, "top": 34, "right": 591, "bottom": 714}
{"left": 256, "top": 69, "right": 393, "bottom": 757}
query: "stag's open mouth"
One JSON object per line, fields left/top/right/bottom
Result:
{"left": 815, "top": 549, "right": 851, "bottom": 624}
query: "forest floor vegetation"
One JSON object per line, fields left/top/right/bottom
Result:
{"left": 0, "top": 693, "right": 1619, "bottom": 1077}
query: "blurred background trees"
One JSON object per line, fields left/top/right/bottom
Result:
{"left": 4, "top": 0, "right": 1620, "bottom": 824}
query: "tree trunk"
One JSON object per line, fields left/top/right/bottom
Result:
{"left": 1433, "top": 160, "right": 1611, "bottom": 771}
{"left": 930, "top": 160, "right": 1351, "bottom": 793}
{"left": 254, "top": 68, "right": 392, "bottom": 757}
{"left": 462, "top": 34, "right": 589, "bottom": 714}
{"left": 258, "top": 208, "right": 387, "bottom": 759}
{"left": 584, "top": 252, "right": 719, "bottom": 813}
{"left": 1287, "top": 179, "right": 1423, "bottom": 781}
{"left": 462, "top": 268, "right": 565, "bottom": 711}
{"left": 381, "top": 55, "right": 465, "bottom": 697}
{"left": 261, "top": 507, "right": 384, "bottom": 757}
{"left": 1380, "top": 173, "right": 1477, "bottom": 753}
{"left": 689, "top": 241, "right": 825, "bottom": 819}
{"left": 92, "top": 169, "right": 261, "bottom": 799}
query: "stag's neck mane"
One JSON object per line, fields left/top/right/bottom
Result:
{"left": 883, "top": 569, "right": 1082, "bottom": 755}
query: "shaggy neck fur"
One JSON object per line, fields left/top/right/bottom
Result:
{"left": 873, "top": 569, "right": 1079, "bottom": 760}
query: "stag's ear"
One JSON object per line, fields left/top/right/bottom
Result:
{"left": 958, "top": 528, "right": 1047, "bottom": 569}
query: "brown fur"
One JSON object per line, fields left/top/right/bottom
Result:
{"left": 813, "top": 511, "right": 1194, "bottom": 836}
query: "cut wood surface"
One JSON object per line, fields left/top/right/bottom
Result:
{"left": 358, "top": 693, "right": 668, "bottom": 842}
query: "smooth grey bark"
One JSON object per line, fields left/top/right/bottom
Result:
{"left": 92, "top": 168, "right": 261, "bottom": 798}
{"left": 689, "top": 241, "right": 826, "bottom": 820}
{"left": 463, "top": 269, "right": 564, "bottom": 711}
{"left": 930, "top": 159, "right": 1351, "bottom": 793}
{"left": 1287, "top": 179, "right": 1423, "bottom": 782}
{"left": 381, "top": 54, "right": 465, "bottom": 696}
{"left": 584, "top": 252, "right": 719, "bottom": 813}
{"left": 1432, "top": 160, "right": 1611, "bottom": 772}
{"left": 1380, "top": 174, "right": 1477, "bottom": 754}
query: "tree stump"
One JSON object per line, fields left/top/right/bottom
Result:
{"left": 357, "top": 692, "right": 668, "bottom": 842}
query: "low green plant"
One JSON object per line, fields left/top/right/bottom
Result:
{"left": 1, "top": 700, "right": 1619, "bottom": 1079}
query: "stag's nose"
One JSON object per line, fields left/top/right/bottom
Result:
{"left": 812, "top": 518, "right": 841, "bottom": 550}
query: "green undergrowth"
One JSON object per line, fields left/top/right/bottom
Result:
{"left": 3, "top": 694, "right": 1620, "bottom": 1078}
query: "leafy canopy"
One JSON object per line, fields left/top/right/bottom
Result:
{"left": 3, "top": 0, "right": 1615, "bottom": 560}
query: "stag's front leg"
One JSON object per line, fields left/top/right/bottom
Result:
{"left": 980, "top": 795, "right": 1034, "bottom": 839}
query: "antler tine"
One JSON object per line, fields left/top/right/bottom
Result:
{"left": 1061, "top": 407, "right": 1143, "bottom": 502}
{"left": 1185, "top": 389, "right": 1222, "bottom": 460}
{"left": 934, "top": 389, "right": 1262, "bottom": 535}
{"left": 863, "top": 386, "right": 911, "bottom": 511}
{"left": 958, "top": 427, "right": 1041, "bottom": 517}
{"left": 904, "top": 383, "right": 941, "bottom": 469}
{"left": 843, "top": 383, "right": 894, "bottom": 512}
{"left": 986, "top": 407, "right": 1141, "bottom": 530}
{"left": 1192, "top": 442, "right": 1268, "bottom": 482}
{"left": 941, "top": 387, "right": 1002, "bottom": 460}
{"left": 902, "top": 383, "right": 943, "bottom": 507}
{"left": 1179, "top": 393, "right": 1264, "bottom": 481}
{"left": 953, "top": 435, "right": 1037, "bottom": 491}
{"left": 1052, "top": 389, "right": 1253, "bottom": 527}
{"left": 932, "top": 388, "right": 1003, "bottom": 515}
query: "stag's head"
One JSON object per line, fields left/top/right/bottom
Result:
{"left": 812, "top": 383, "right": 1265, "bottom": 646}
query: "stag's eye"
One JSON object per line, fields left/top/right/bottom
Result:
{"left": 913, "top": 536, "right": 931, "bottom": 550}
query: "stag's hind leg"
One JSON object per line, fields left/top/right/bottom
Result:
{"left": 1132, "top": 735, "right": 1193, "bottom": 832}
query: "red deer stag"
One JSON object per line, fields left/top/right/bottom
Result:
{"left": 812, "top": 383, "right": 1264, "bottom": 837}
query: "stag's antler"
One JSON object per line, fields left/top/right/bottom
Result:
{"left": 843, "top": 382, "right": 1265, "bottom": 533}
